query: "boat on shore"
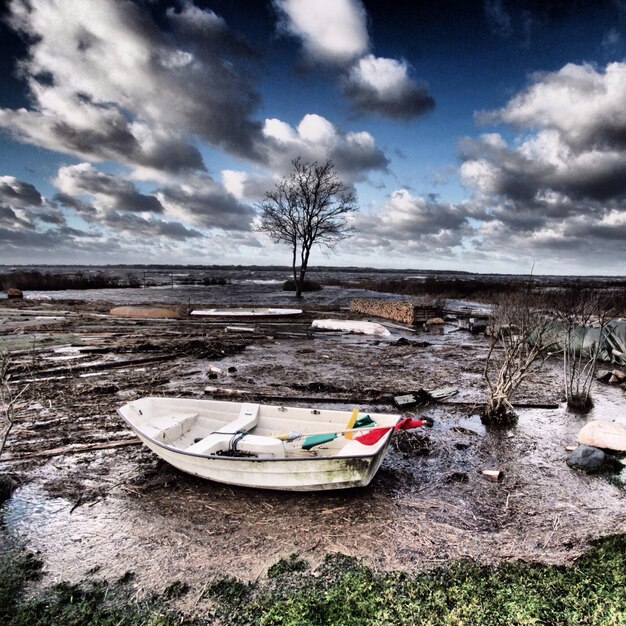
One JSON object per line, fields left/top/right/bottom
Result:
{"left": 118, "top": 397, "right": 401, "bottom": 491}
{"left": 190, "top": 307, "right": 302, "bottom": 318}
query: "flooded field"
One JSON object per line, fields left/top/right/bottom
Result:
{"left": 0, "top": 284, "right": 624, "bottom": 611}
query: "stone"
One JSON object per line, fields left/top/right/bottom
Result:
{"left": 596, "top": 370, "right": 613, "bottom": 383}
{"left": 470, "top": 318, "right": 487, "bottom": 335}
{"left": 566, "top": 444, "right": 606, "bottom": 472}
{"left": 578, "top": 419, "right": 626, "bottom": 453}
{"left": 7, "top": 288, "right": 23, "bottom": 299}
{"left": 426, "top": 317, "right": 445, "bottom": 326}
{"left": 0, "top": 474, "right": 18, "bottom": 503}
{"left": 608, "top": 369, "right": 626, "bottom": 384}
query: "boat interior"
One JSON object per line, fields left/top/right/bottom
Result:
{"left": 119, "top": 397, "right": 399, "bottom": 460}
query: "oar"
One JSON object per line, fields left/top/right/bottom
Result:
{"left": 273, "top": 411, "right": 375, "bottom": 443}
{"left": 273, "top": 425, "right": 379, "bottom": 442}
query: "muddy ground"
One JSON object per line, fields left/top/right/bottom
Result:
{"left": 0, "top": 296, "right": 625, "bottom": 613}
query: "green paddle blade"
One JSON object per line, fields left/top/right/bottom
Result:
{"left": 353, "top": 415, "right": 375, "bottom": 428}
{"left": 302, "top": 433, "right": 338, "bottom": 450}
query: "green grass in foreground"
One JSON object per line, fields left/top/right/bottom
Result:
{"left": 2, "top": 535, "right": 626, "bottom": 626}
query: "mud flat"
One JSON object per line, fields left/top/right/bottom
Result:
{"left": 0, "top": 295, "right": 624, "bottom": 615}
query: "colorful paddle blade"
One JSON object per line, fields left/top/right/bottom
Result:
{"left": 354, "top": 427, "right": 392, "bottom": 445}
{"left": 353, "top": 415, "right": 375, "bottom": 428}
{"left": 302, "top": 433, "right": 338, "bottom": 450}
{"left": 395, "top": 417, "right": 426, "bottom": 430}
{"left": 344, "top": 407, "right": 359, "bottom": 440}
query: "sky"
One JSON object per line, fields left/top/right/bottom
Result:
{"left": 1, "top": 0, "right": 626, "bottom": 274}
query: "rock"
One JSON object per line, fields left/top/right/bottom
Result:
{"left": 608, "top": 369, "right": 626, "bottom": 384}
{"left": 394, "top": 337, "right": 411, "bottom": 346}
{"left": 578, "top": 419, "right": 626, "bottom": 452}
{"left": 109, "top": 306, "right": 180, "bottom": 319}
{"left": 469, "top": 318, "right": 487, "bottom": 335}
{"left": 426, "top": 317, "right": 445, "bottom": 326}
{"left": 446, "top": 471, "right": 469, "bottom": 483}
{"left": 0, "top": 474, "right": 18, "bottom": 503}
{"left": 596, "top": 370, "right": 613, "bottom": 383}
{"left": 7, "top": 288, "right": 23, "bottom": 299}
{"left": 566, "top": 444, "right": 606, "bottom": 472}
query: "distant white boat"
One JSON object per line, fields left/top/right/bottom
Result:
{"left": 118, "top": 397, "right": 400, "bottom": 491}
{"left": 311, "top": 319, "right": 391, "bottom": 336}
{"left": 190, "top": 307, "right": 302, "bottom": 317}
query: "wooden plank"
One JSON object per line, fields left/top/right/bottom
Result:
{"left": 1, "top": 438, "right": 141, "bottom": 462}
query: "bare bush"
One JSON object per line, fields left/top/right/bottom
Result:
{"left": 551, "top": 288, "right": 618, "bottom": 411}
{"left": 483, "top": 295, "right": 555, "bottom": 426}
{"left": 0, "top": 352, "right": 29, "bottom": 458}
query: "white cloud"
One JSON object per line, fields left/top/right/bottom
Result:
{"left": 342, "top": 54, "right": 435, "bottom": 119}
{"left": 55, "top": 163, "right": 164, "bottom": 214}
{"left": 262, "top": 113, "right": 388, "bottom": 183}
{"left": 350, "top": 189, "right": 470, "bottom": 257}
{"left": 484, "top": 62, "right": 626, "bottom": 151}
{"left": 273, "top": 0, "right": 368, "bottom": 64}
{"left": 0, "top": 0, "right": 263, "bottom": 172}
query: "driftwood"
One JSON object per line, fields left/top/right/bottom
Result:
{"left": 203, "top": 386, "right": 559, "bottom": 410}
{"left": 11, "top": 354, "right": 178, "bottom": 382}
{"left": 2, "top": 438, "right": 141, "bottom": 462}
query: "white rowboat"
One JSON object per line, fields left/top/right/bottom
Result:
{"left": 190, "top": 308, "right": 302, "bottom": 317}
{"left": 118, "top": 397, "right": 400, "bottom": 491}
{"left": 311, "top": 319, "right": 391, "bottom": 336}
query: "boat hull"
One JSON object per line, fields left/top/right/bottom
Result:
{"left": 137, "top": 433, "right": 391, "bottom": 491}
{"left": 118, "top": 397, "right": 399, "bottom": 491}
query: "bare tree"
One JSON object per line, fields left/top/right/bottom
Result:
{"left": 483, "top": 294, "right": 555, "bottom": 426}
{"left": 255, "top": 158, "right": 357, "bottom": 298}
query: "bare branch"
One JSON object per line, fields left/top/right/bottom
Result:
{"left": 254, "top": 158, "right": 357, "bottom": 297}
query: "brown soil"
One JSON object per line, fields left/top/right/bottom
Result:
{"left": 0, "top": 298, "right": 624, "bottom": 609}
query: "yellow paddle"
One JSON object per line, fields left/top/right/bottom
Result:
{"left": 343, "top": 407, "right": 359, "bottom": 440}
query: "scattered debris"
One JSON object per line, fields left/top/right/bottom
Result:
{"left": 429, "top": 386, "right": 459, "bottom": 401}
{"left": 7, "top": 288, "right": 23, "bottom": 299}
{"left": 481, "top": 469, "right": 502, "bottom": 481}
{"left": 392, "top": 387, "right": 458, "bottom": 408}
{"left": 392, "top": 390, "right": 430, "bottom": 409}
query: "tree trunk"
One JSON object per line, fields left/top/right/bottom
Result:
{"left": 291, "top": 244, "right": 301, "bottom": 298}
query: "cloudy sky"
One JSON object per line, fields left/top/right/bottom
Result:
{"left": 1, "top": 0, "right": 625, "bottom": 274}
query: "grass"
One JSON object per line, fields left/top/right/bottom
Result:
{"left": 0, "top": 550, "right": 194, "bottom": 626}
{"left": 2, "top": 536, "right": 626, "bottom": 625}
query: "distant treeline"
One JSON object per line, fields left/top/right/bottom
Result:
{"left": 326, "top": 276, "right": 626, "bottom": 302}
{"left": 0, "top": 270, "right": 140, "bottom": 291}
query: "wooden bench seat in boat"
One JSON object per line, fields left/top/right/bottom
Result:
{"left": 143, "top": 412, "right": 199, "bottom": 443}
{"left": 185, "top": 403, "right": 285, "bottom": 458}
